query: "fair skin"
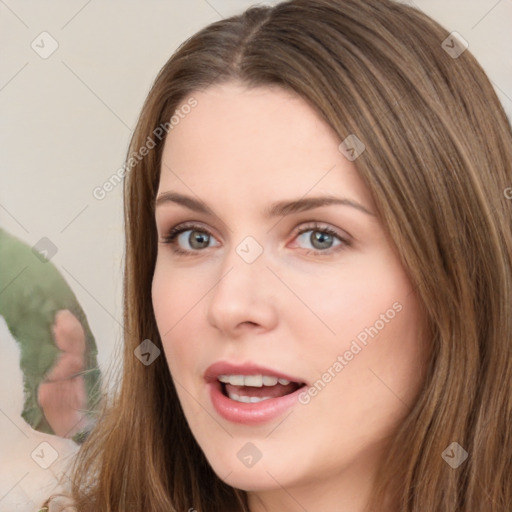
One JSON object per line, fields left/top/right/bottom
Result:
{"left": 152, "top": 82, "right": 429, "bottom": 512}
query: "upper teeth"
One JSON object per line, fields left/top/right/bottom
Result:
{"left": 218, "top": 374, "right": 291, "bottom": 387}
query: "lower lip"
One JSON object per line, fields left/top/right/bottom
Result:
{"left": 208, "top": 381, "right": 304, "bottom": 425}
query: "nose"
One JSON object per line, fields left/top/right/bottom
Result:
{"left": 205, "top": 243, "right": 278, "bottom": 336}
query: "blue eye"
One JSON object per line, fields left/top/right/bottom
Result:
{"left": 294, "top": 226, "right": 345, "bottom": 252}
{"left": 160, "top": 222, "right": 350, "bottom": 256}
{"left": 161, "top": 224, "right": 219, "bottom": 255}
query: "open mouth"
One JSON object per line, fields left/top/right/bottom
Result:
{"left": 218, "top": 374, "right": 306, "bottom": 403}
{"left": 205, "top": 363, "right": 308, "bottom": 424}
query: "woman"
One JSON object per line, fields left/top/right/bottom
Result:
{"left": 42, "top": 0, "right": 512, "bottom": 510}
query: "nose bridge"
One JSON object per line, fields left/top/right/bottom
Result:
{"left": 217, "top": 233, "right": 268, "bottom": 291}
{"left": 206, "top": 234, "right": 277, "bottom": 333}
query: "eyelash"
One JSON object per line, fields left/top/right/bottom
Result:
{"left": 160, "top": 222, "right": 351, "bottom": 257}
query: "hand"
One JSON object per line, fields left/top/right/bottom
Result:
{"left": 37, "top": 309, "right": 90, "bottom": 439}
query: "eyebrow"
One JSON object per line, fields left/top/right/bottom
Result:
{"left": 155, "top": 191, "right": 374, "bottom": 217}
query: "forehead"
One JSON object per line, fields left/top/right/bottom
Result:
{"left": 165, "top": 82, "right": 333, "bottom": 164}
{"left": 158, "top": 82, "right": 373, "bottom": 211}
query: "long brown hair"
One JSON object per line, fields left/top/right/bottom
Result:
{"left": 48, "top": 0, "right": 512, "bottom": 510}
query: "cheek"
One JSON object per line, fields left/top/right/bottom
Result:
{"left": 152, "top": 257, "right": 207, "bottom": 332}
{"left": 324, "top": 279, "right": 426, "bottom": 422}
{"left": 301, "top": 249, "right": 426, "bottom": 389}
{"left": 151, "top": 263, "right": 199, "bottom": 372}
{"left": 291, "top": 251, "right": 410, "bottom": 342}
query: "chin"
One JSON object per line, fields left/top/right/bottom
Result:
{"left": 200, "top": 442, "right": 305, "bottom": 492}
{"left": 218, "top": 466, "right": 285, "bottom": 492}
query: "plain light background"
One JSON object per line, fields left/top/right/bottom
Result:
{"left": 0, "top": 1, "right": 511, "bottom": 510}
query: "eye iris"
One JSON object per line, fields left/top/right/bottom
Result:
{"left": 311, "top": 231, "right": 333, "bottom": 249}
{"left": 189, "top": 230, "right": 209, "bottom": 249}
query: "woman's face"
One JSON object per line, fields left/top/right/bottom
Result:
{"left": 152, "top": 82, "right": 428, "bottom": 509}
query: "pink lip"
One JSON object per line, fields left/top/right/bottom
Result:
{"left": 204, "top": 361, "right": 307, "bottom": 425}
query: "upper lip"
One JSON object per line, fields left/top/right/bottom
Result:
{"left": 204, "top": 361, "right": 307, "bottom": 385}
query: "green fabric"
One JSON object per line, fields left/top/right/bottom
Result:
{"left": 0, "top": 227, "right": 101, "bottom": 435}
